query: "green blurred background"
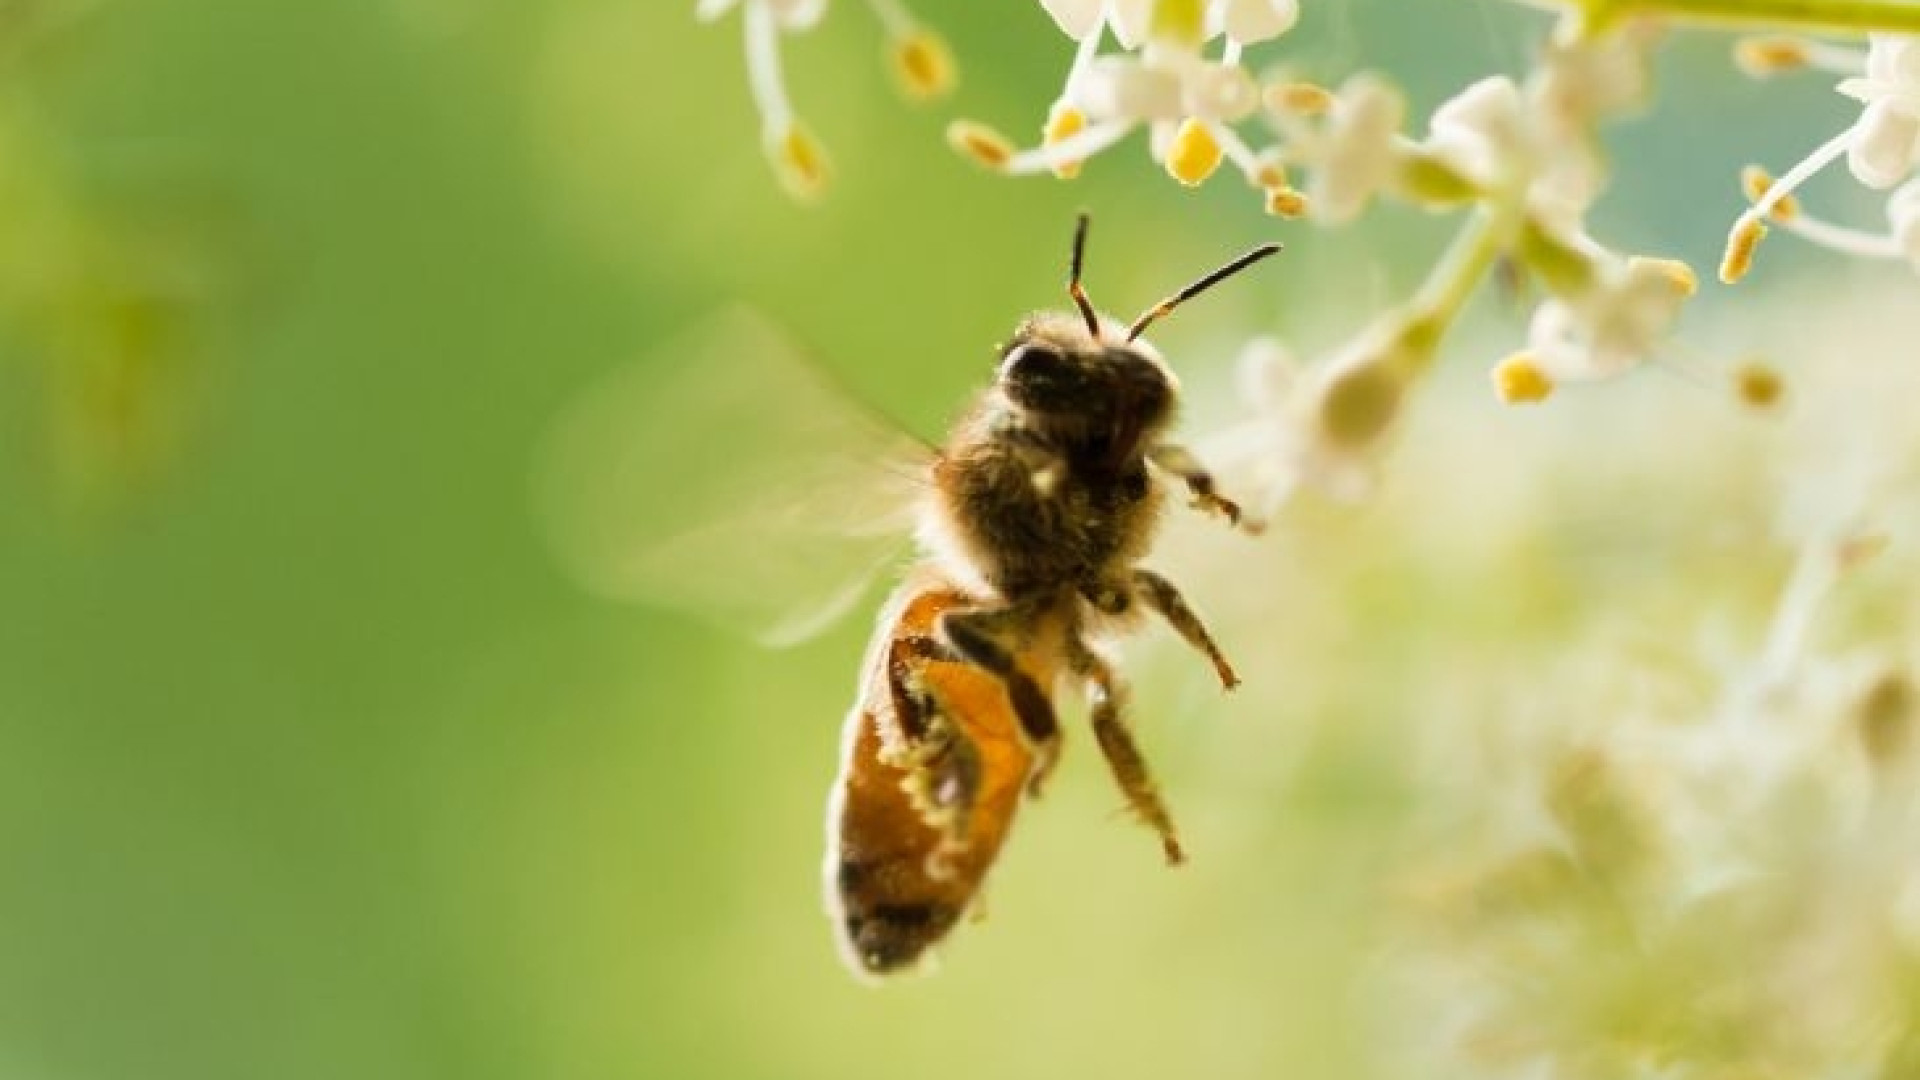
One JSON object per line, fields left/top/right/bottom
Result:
{"left": 0, "top": 2, "right": 1885, "bottom": 1078}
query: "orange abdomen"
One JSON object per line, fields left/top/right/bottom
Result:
{"left": 825, "top": 586, "right": 1052, "bottom": 976}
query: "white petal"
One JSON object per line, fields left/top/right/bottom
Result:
{"left": 1104, "top": 0, "right": 1153, "bottom": 48}
{"left": 1866, "top": 32, "right": 1920, "bottom": 87}
{"left": 1037, "top": 0, "right": 1107, "bottom": 41}
{"left": 1215, "top": 0, "right": 1297, "bottom": 44}
{"left": 1425, "top": 76, "right": 1524, "bottom": 187}
{"left": 1306, "top": 75, "right": 1405, "bottom": 225}
{"left": 1848, "top": 97, "right": 1920, "bottom": 189}
{"left": 1237, "top": 336, "right": 1299, "bottom": 415}
{"left": 695, "top": 0, "right": 742, "bottom": 22}
{"left": 1184, "top": 61, "right": 1258, "bottom": 121}
{"left": 1070, "top": 56, "right": 1184, "bottom": 121}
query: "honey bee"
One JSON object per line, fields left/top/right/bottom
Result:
{"left": 536, "top": 215, "right": 1278, "bottom": 980}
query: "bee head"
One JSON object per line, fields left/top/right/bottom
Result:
{"left": 995, "top": 214, "right": 1280, "bottom": 438}
{"left": 995, "top": 315, "right": 1175, "bottom": 430}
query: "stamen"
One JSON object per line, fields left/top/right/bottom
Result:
{"left": 743, "top": 1, "right": 794, "bottom": 133}
{"left": 1733, "top": 35, "right": 1810, "bottom": 76}
{"left": 1044, "top": 102, "right": 1089, "bottom": 179}
{"left": 1771, "top": 208, "right": 1904, "bottom": 258}
{"left": 769, "top": 121, "right": 830, "bottom": 199}
{"left": 1264, "top": 81, "right": 1334, "bottom": 117}
{"left": 1264, "top": 186, "right": 1308, "bottom": 218}
{"left": 1208, "top": 123, "right": 1267, "bottom": 186}
{"left": 1492, "top": 352, "right": 1554, "bottom": 404}
{"left": 1734, "top": 34, "right": 1865, "bottom": 76}
{"left": 1732, "top": 361, "right": 1784, "bottom": 410}
{"left": 1062, "top": 14, "right": 1104, "bottom": 97}
{"left": 996, "top": 119, "right": 1136, "bottom": 176}
{"left": 947, "top": 120, "right": 1018, "bottom": 170}
{"left": 1251, "top": 150, "right": 1289, "bottom": 191}
{"left": 889, "top": 27, "right": 956, "bottom": 99}
{"left": 1724, "top": 126, "right": 1856, "bottom": 279}
{"left": 1630, "top": 256, "right": 1698, "bottom": 297}
{"left": 1741, "top": 165, "right": 1801, "bottom": 220}
{"left": 1165, "top": 117, "right": 1224, "bottom": 186}
{"left": 1719, "top": 219, "right": 1768, "bottom": 284}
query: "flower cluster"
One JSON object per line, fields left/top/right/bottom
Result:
{"left": 698, "top": 0, "right": 956, "bottom": 199}
{"left": 1723, "top": 31, "right": 1920, "bottom": 281}
{"left": 1193, "top": 18, "right": 1699, "bottom": 515}
{"left": 946, "top": 0, "right": 1304, "bottom": 201}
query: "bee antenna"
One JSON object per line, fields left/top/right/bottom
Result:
{"left": 1068, "top": 212, "right": 1102, "bottom": 341}
{"left": 1125, "top": 242, "right": 1284, "bottom": 343}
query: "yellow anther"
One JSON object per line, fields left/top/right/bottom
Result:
{"left": 1492, "top": 352, "right": 1554, "bottom": 404}
{"left": 1264, "top": 81, "right": 1334, "bottom": 116}
{"left": 770, "top": 122, "right": 830, "bottom": 200}
{"left": 890, "top": 28, "right": 956, "bottom": 100}
{"left": 1252, "top": 154, "right": 1289, "bottom": 191}
{"left": 1733, "top": 361, "right": 1784, "bottom": 410}
{"left": 947, "top": 120, "right": 1016, "bottom": 171}
{"left": 1734, "top": 35, "right": 1811, "bottom": 77}
{"left": 1741, "top": 165, "right": 1801, "bottom": 221}
{"left": 1264, "top": 186, "right": 1308, "bottom": 218}
{"left": 1719, "top": 218, "right": 1768, "bottom": 284}
{"left": 1631, "top": 256, "right": 1697, "bottom": 297}
{"left": 1044, "top": 102, "right": 1087, "bottom": 180}
{"left": 1165, "top": 117, "right": 1222, "bottom": 187}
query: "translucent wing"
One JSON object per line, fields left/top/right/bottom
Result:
{"left": 534, "top": 307, "right": 932, "bottom": 646}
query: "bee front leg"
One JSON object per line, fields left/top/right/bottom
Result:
{"left": 1132, "top": 568, "right": 1239, "bottom": 691}
{"left": 1066, "top": 634, "right": 1185, "bottom": 866}
{"left": 934, "top": 605, "right": 1062, "bottom": 797}
{"left": 1148, "top": 443, "right": 1255, "bottom": 534}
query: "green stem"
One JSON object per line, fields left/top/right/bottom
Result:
{"left": 1401, "top": 206, "right": 1505, "bottom": 363}
{"left": 1513, "top": 0, "right": 1920, "bottom": 34}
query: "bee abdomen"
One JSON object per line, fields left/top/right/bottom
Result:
{"left": 833, "top": 877, "right": 963, "bottom": 973}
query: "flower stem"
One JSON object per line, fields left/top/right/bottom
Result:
{"left": 1403, "top": 206, "right": 1505, "bottom": 357}
{"left": 1513, "top": 0, "right": 1920, "bottom": 35}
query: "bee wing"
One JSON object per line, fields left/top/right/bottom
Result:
{"left": 534, "top": 308, "right": 931, "bottom": 647}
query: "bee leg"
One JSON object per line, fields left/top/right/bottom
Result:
{"left": 890, "top": 635, "right": 986, "bottom": 855}
{"left": 1067, "top": 635, "right": 1185, "bottom": 866}
{"left": 935, "top": 606, "right": 1060, "bottom": 752}
{"left": 1132, "top": 568, "right": 1240, "bottom": 691}
{"left": 1148, "top": 443, "right": 1256, "bottom": 534}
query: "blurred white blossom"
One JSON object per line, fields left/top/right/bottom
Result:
{"left": 1725, "top": 32, "right": 1920, "bottom": 280}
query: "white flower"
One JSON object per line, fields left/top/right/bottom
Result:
{"left": 1039, "top": 0, "right": 1295, "bottom": 48}
{"left": 1837, "top": 33, "right": 1920, "bottom": 189}
{"left": 1422, "top": 75, "right": 1528, "bottom": 193}
{"left": 1211, "top": 0, "right": 1298, "bottom": 45}
{"left": 1298, "top": 74, "right": 1405, "bottom": 225}
{"left": 1524, "top": 255, "right": 1692, "bottom": 381}
{"left": 1207, "top": 337, "right": 1380, "bottom": 515}
{"left": 956, "top": 0, "right": 1299, "bottom": 189}
{"left": 1726, "top": 34, "right": 1920, "bottom": 278}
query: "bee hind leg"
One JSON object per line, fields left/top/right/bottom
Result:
{"left": 1067, "top": 635, "right": 1185, "bottom": 866}
{"left": 891, "top": 635, "right": 987, "bottom": 854}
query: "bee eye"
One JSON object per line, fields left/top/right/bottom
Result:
{"left": 999, "top": 343, "right": 1064, "bottom": 383}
